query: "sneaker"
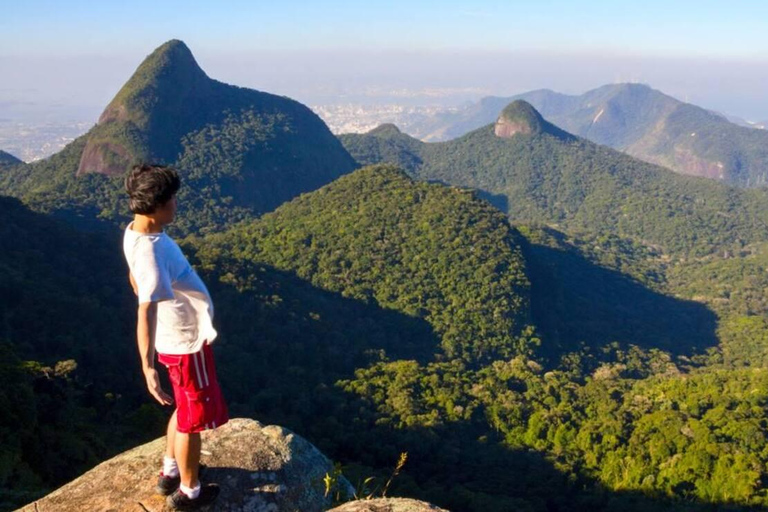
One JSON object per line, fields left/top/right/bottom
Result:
{"left": 156, "top": 471, "right": 180, "bottom": 496}
{"left": 166, "top": 483, "right": 220, "bottom": 510}
{"left": 156, "top": 464, "right": 208, "bottom": 496}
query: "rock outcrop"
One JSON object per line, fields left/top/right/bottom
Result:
{"left": 494, "top": 100, "right": 546, "bottom": 138}
{"left": 367, "top": 124, "right": 404, "bottom": 137}
{"left": 18, "top": 418, "right": 352, "bottom": 512}
{"left": 329, "top": 498, "right": 449, "bottom": 511}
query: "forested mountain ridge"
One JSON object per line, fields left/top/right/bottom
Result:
{"left": 340, "top": 101, "right": 768, "bottom": 258}
{"left": 0, "top": 39, "right": 357, "bottom": 235}
{"left": 191, "top": 164, "right": 534, "bottom": 364}
{"left": 6, "top": 155, "right": 768, "bottom": 510}
{"left": 410, "top": 83, "right": 768, "bottom": 186}
{"left": 339, "top": 124, "right": 425, "bottom": 174}
{"left": 185, "top": 163, "right": 768, "bottom": 511}
{"left": 0, "top": 150, "right": 21, "bottom": 167}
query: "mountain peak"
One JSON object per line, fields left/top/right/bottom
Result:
{"left": 612, "top": 82, "right": 651, "bottom": 91}
{"left": 139, "top": 39, "right": 201, "bottom": 77}
{"left": 155, "top": 38, "right": 191, "bottom": 55}
{"left": 368, "top": 123, "right": 403, "bottom": 137}
{"left": 495, "top": 100, "right": 546, "bottom": 137}
{"left": 79, "top": 40, "right": 214, "bottom": 175}
{"left": 97, "top": 39, "right": 208, "bottom": 126}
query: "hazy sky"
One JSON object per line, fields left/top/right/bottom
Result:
{"left": 2, "top": 1, "right": 768, "bottom": 121}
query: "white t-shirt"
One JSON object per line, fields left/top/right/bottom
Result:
{"left": 123, "top": 222, "right": 217, "bottom": 355}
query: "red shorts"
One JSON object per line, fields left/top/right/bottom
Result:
{"left": 157, "top": 344, "right": 229, "bottom": 434}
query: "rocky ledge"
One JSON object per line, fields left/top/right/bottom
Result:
{"left": 18, "top": 418, "right": 353, "bottom": 512}
{"left": 329, "top": 497, "right": 449, "bottom": 511}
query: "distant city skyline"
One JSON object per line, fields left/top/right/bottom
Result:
{"left": 2, "top": 1, "right": 768, "bottom": 124}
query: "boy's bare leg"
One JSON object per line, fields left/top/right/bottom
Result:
{"left": 175, "top": 431, "right": 201, "bottom": 488}
{"left": 165, "top": 409, "right": 177, "bottom": 459}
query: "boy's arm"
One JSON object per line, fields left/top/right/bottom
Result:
{"left": 129, "top": 271, "right": 138, "bottom": 296}
{"left": 137, "top": 301, "right": 173, "bottom": 406}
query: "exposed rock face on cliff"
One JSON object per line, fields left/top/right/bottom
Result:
{"left": 493, "top": 100, "right": 571, "bottom": 141}
{"left": 494, "top": 100, "right": 546, "bottom": 138}
{"left": 329, "top": 498, "right": 449, "bottom": 511}
{"left": 18, "top": 418, "right": 352, "bottom": 512}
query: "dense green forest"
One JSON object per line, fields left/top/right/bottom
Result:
{"left": 193, "top": 165, "right": 533, "bottom": 363}
{"left": 336, "top": 123, "right": 768, "bottom": 509}
{"left": 340, "top": 112, "right": 768, "bottom": 257}
{"left": 187, "top": 166, "right": 768, "bottom": 510}
{"left": 4, "top": 159, "right": 768, "bottom": 511}
{"left": 193, "top": 166, "right": 768, "bottom": 510}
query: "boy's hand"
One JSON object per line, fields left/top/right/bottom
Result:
{"left": 144, "top": 367, "right": 173, "bottom": 406}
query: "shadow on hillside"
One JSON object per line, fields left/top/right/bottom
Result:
{"left": 475, "top": 189, "right": 510, "bottom": 213}
{"left": 388, "top": 178, "right": 718, "bottom": 363}
{"left": 204, "top": 261, "right": 747, "bottom": 512}
{"left": 521, "top": 236, "right": 719, "bottom": 363}
{"left": 327, "top": 419, "right": 768, "bottom": 512}
{"left": 454, "top": 182, "right": 719, "bottom": 363}
{"left": 45, "top": 204, "right": 129, "bottom": 234}
{"left": 205, "top": 259, "right": 442, "bottom": 418}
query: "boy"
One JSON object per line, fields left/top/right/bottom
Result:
{"left": 123, "top": 164, "right": 228, "bottom": 510}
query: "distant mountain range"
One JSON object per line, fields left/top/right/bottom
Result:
{"left": 724, "top": 114, "right": 768, "bottom": 130}
{"left": 0, "top": 40, "right": 356, "bottom": 234}
{"left": 407, "top": 84, "right": 768, "bottom": 187}
{"left": 340, "top": 100, "right": 768, "bottom": 257}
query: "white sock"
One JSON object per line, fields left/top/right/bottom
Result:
{"left": 180, "top": 481, "right": 201, "bottom": 499}
{"left": 163, "top": 456, "right": 179, "bottom": 478}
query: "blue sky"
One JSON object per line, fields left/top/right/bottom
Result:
{"left": 3, "top": 0, "right": 768, "bottom": 58}
{"left": 2, "top": 1, "right": 768, "bottom": 120}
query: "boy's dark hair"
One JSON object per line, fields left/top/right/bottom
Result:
{"left": 125, "top": 164, "right": 181, "bottom": 214}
